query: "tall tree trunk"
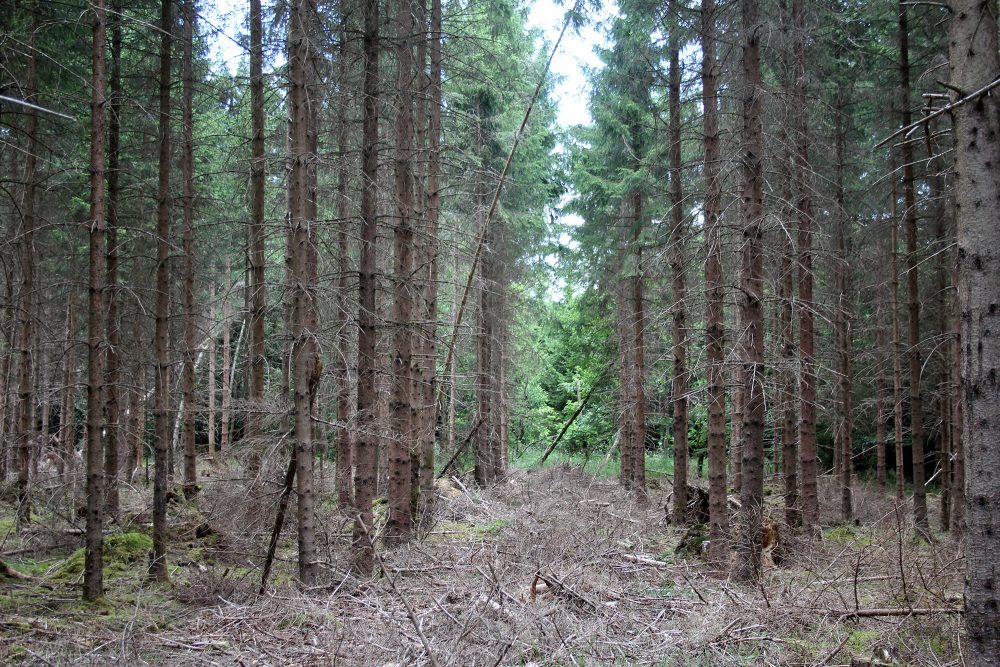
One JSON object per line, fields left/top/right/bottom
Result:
{"left": 287, "top": 0, "right": 317, "bottom": 585}
{"left": 353, "top": 0, "right": 381, "bottom": 574}
{"left": 630, "top": 193, "right": 647, "bottom": 498}
{"left": 388, "top": 0, "right": 416, "bottom": 542}
{"left": 897, "top": 0, "right": 927, "bottom": 536}
{"left": 701, "top": 0, "right": 728, "bottom": 565}
{"left": 874, "top": 235, "right": 888, "bottom": 489}
{"left": 246, "top": 0, "right": 267, "bottom": 475}
{"left": 474, "top": 150, "right": 501, "bottom": 486}
{"left": 833, "top": 93, "right": 853, "bottom": 521}
{"left": 151, "top": 0, "right": 173, "bottom": 582}
{"left": 779, "top": 167, "right": 798, "bottom": 527}
{"left": 667, "top": 3, "right": 689, "bottom": 524}
{"left": 60, "top": 301, "right": 76, "bottom": 480}
{"left": 207, "top": 285, "right": 216, "bottom": 458}
{"left": 730, "top": 302, "right": 744, "bottom": 495}
{"left": 0, "top": 276, "right": 14, "bottom": 482}
{"left": 84, "top": 0, "right": 108, "bottom": 602}
{"left": 180, "top": 0, "right": 198, "bottom": 494}
{"left": 616, "top": 221, "right": 634, "bottom": 489}
{"left": 777, "top": 0, "right": 799, "bottom": 529}
{"left": 104, "top": 0, "right": 123, "bottom": 515}
{"left": 334, "top": 18, "right": 354, "bottom": 510}
{"left": 420, "top": 0, "right": 443, "bottom": 506}
{"left": 15, "top": 11, "right": 39, "bottom": 528}
{"left": 927, "top": 130, "right": 950, "bottom": 532}
{"left": 949, "top": 1, "right": 1000, "bottom": 660}
{"left": 735, "top": 0, "right": 765, "bottom": 583}
{"left": 949, "top": 233, "right": 964, "bottom": 536}
{"left": 221, "top": 263, "right": 232, "bottom": 454}
{"left": 891, "top": 177, "right": 905, "bottom": 502}
{"left": 792, "top": 0, "right": 818, "bottom": 538}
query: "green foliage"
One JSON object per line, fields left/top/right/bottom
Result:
{"left": 55, "top": 532, "right": 153, "bottom": 580}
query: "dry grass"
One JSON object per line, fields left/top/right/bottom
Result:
{"left": 0, "top": 462, "right": 964, "bottom": 666}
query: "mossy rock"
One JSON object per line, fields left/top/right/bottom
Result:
{"left": 674, "top": 523, "right": 709, "bottom": 559}
{"left": 55, "top": 532, "right": 153, "bottom": 579}
{"left": 823, "top": 523, "right": 872, "bottom": 546}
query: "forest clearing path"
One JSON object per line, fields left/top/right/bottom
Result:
{"left": 1, "top": 464, "right": 963, "bottom": 665}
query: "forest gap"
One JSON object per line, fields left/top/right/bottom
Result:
{"left": 0, "top": 0, "right": 998, "bottom": 665}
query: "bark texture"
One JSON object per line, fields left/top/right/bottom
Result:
{"left": 735, "top": 0, "right": 765, "bottom": 583}
{"left": 701, "top": 0, "right": 729, "bottom": 565}
{"left": 287, "top": 0, "right": 317, "bottom": 585}
{"left": 792, "top": 0, "right": 818, "bottom": 537}
{"left": 948, "top": 1, "right": 1000, "bottom": 662}
{"left": 668, "top": 5, "right": 689, "bottom": 524}
{"left": 897, "top": 0, "right": 927, "bottom": 535}
{"left": 353, "top": 0, "right": 381, "bottom": 574}
{"left": 84, "top": 0, "right": 108, "bottom": 602}
{"left": 151, "top": 0, "right": 173, "bottom": 582}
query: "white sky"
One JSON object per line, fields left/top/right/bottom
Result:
{"left": 526, "top": 0, "right": 612, "bottom": 127}
{"left": 200, "top": 0, "right": 611, "bottom": 129}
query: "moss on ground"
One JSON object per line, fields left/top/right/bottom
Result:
{"left": 54, "top": 532, "right": 153, "bottom": 580}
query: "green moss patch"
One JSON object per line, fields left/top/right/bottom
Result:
{"left": 55, "top": 532, "right": 153, "bottom": 580}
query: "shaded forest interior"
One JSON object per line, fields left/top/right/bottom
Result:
{"left": 1, "top": 0, "right": 999, "bottom": 665}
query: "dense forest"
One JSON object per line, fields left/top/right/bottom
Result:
{"left": 0, "top": 0, "right": 998, "bottom": 664}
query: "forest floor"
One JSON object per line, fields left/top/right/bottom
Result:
{"left": 0, "top": 460, "right": 964, "bottom": 666}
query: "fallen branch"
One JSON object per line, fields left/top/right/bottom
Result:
{"left": 537, "top": 370, "right": 608, "bottom": 466}
{"left": 0, "top": 558, "right": 35, "bottom": 581}
{"left": 874, "top": 75, "right": 1000, "bottom": 148}
{"left": 838, "top": 606, "right": 962, "bottom": 620}
{"left": 436, "top": 418, "right": 484, "bottom": 478}
{"left": 259, "top": 446, "right": 297, "bottom": 595}
{"left": 531, "top": 570, "right": 599, "bottom": 612}
{"left": 619, "top": 553, "right": 674, "bottom": 568}
{"left": 367, "top": 521, "right": 441, "bottom": 667}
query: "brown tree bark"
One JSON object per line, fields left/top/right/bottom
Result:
{"left": 630, "top": 192, "right": 647, "bottom": 499}
{"left": 926, "top": 131, "right": 950, "bottom": 532}
{"left": 420, "top": 0, "right": 443, "bottom": 506}
{"left": 151, "top": 0, "right": 173, "bottom": 582}
{"left": 59, "top": 301, "right": 76, "bottom": 479}
{"left": 180, "top": 0, "right": 197, "bottom": 494}
{"left": 616, "top": 222, "right": 634, "bottom": 489}
{"left": 334, "top": 18, "right": 354, "bottom": 510}
{"left": 246, "top": 0, "right": 267, "bottom": 474}
{"left": 701, "top": 0, "right": 729, "bottom": 565}
{"left": 897, "top": 0, "right": 928, "bottom": 536}
{"left": 84, "top": 0, "right": 108, "bottom": 602}
{"left": 949, "top": 2, "right": 1000, "bottom": 661}
{"left": 792, "top": 0, "right": 818, "bottom": 538}
{"left": 475, "top": 188, "right": 501, "bottom": 486}
{"left": 353, "top": 0, "right": 381, "bottom": 574}
{"left": 104, "top": 0, "right": 123, "bottom": 515}
{"left": 890, "top": 176, "right": 905, "bottom": 503}
{"left": 667, "top": 3, "right": 689, "bottom": 524}
{"left": 949, "top": 242, "right": 964, "bottom": 536}
{"left": 776, "top": 19, "right": 799, "bottom": 523}
{"left": 730, "top": 301, "right": 744, "bottom": 495}
{"left": 388, "top": 0, "right": 416, "bottom": 542}
{"left": 833, "top": 93, "right": 853, "bottom": 521}
{"left": 15, "top": 11, "right": 39, "bottom": 528}
{"left": 874, "top": 235, "right": 888, "bottom": 489}
{"left": 287, "top": 0, "right": 317, "bottom": 585}
{"left": 735, "top": 0, "right": 765, "bottom": 583}
{"left": 221, "top": 264, "right": 232, "bottom": 455}
{"left": 207, "top": 285, "right": 216, "bottom": 458}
